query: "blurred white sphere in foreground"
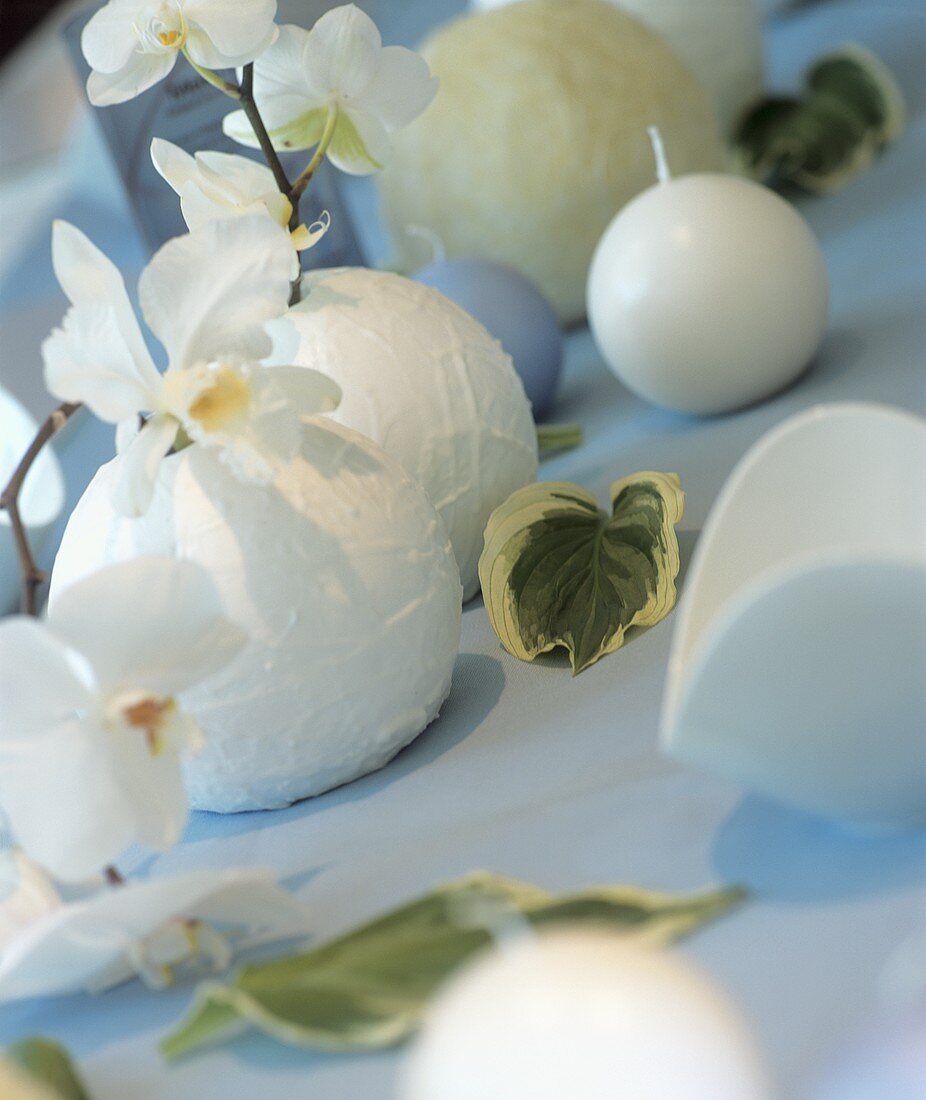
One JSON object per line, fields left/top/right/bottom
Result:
{"left": 51, "top": 420, "right": 462, "bottom": 813}
{"left": 402, "top": 928, "right": 772, "bottom": 1100}
{"left": 588, "top": 174, "right": 828, "bottom": 415}
{"left": 277, "top": 267, "right": 538, "bottom": 600}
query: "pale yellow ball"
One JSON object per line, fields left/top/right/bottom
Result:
{"left": 380, "top": 0, "right": 725, "bottom": 323}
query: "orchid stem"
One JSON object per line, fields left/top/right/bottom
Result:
{"left": 239, "top": 63, "right": 293, "bottom": 199}
{"left": 290, "top": 105, "right": 338, "bottom": 203}
{"left": 184, "top": 58, "right": 304, "bottom": 304}
{"left": 182, "top": 53, "right": 241, "bottom": 99}
{"left": 0, "top": 402, "right": 81, "bottom": 616}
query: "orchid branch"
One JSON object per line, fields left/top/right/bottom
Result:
{"left": 239, "top": 63, "right": 293, "bottom": 201}
{"left": 289, "top": 105, "right": 339, "bottom": 204}
{"left": 0, "top": 401, "right": 81, "bottom": 615}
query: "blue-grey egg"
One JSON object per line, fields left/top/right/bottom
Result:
{"left": 414, "top": 259, "right": 564, "bottom": 420}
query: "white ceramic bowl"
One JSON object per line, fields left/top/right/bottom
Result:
{"left": 661, "top": 403, "right": 926, "bottom": 829}
{"left": 0, "top": 388, "right": 66, "bottom": 614}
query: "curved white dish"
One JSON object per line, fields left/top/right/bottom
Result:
{"left": 661, "top": 403, "right": 926, "bottom": 829}
{"left": 0, "top": 388, "right": 66, "bottom": 614}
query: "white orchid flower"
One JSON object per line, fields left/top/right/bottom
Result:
{"left": 0, "top": 857, "right": 308, "bottom": 1001}
{"left": 81, "top": 0, "right": 279, "bottom": 107}
{"left": 42, "top": 214, "right": 341, "bottom": 517}
{"left": 223, "top": 7, "right": 438, "bottom": 175}
{"left": 150, "top": 138, "right": 330, "bottom": 278}
{"left": 0, "top": 558, "right": 246, "bottom": 882}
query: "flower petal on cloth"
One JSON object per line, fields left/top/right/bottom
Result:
{"left": 111, "top": 414, "right": 178, "bottom": 517}
{"left": 138, "top": 215, "right": 292, "bottom": 370}
{"left": 51, "top": 221, "right": 159, "bottom": 386}
{"left": 48, "top": 556, "right": 247, "bottom": 698}
{"left": 359, "top": 45, "right": 438, "bottom": 131}
{"left": 42, "top": 304, "right": 159, "bottom": 423}
{"left": 183, "top": 0, "right": 278, "bottom": 68}
{"left": 302, "top": 4, "right": 381, "bottom": 100}
{"left": 0, "top": 869, "right": 308, "bottom": 1002}
{"left": 0, "top": 620, "right": 137, "bottom": 882}
{"left": 87, "top": 51, "right": 177, "bottom": 107}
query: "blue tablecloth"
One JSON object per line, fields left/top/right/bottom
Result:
{"left": 1, "top": 1, "right": 925, "bottom": 1096}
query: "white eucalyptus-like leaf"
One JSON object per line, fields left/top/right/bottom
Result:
{"left": 162, "top": 872, "right": 743, "bottom": 1059}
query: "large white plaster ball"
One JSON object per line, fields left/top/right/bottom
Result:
{"left": 279, "top": 267, "right": 538, "bottom": 600}
{"left": 380, "top": 0, "right": 725, "bottom": 323}
{"left": 587, "top": 174, "right": 829, "bottom": 415}
{"left": 402, "top": 929, "right": 772, "bottom": 1100}
{"left": 470, "top": 0, "right": 765, "bottom": 134}
{"left": 50, "top": 420, "right": 462, "bottom": 813}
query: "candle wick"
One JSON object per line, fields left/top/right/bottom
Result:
{"left": 647, "top": 126, "right": 672, "bottom": 185}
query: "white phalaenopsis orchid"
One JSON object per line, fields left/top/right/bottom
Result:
{"left": 81, "top": 0, "right": 279, "bottom": 106}
{"left": 224, "top": 6, "right": 438, "bottom": 175}
{"left": 0, "top": 855, "right": 308, "bottom": 1001}
{"left": 150, "top": 138, "right": 330, "bottom": 275}
{"left": 42, "top": 214, "right": 341, "bottom": 517}
{"left": 0, "top": 558, "right": 246, "bottom": 882}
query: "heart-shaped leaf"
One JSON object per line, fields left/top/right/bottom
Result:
{"left": 161, "top": 872, "right": 743, "bottom": 1060}
{"left": 479, "top": 473, "right": 684, "bottom": 674}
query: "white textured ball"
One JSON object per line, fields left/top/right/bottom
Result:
{"left": 402, "top": 929, "right": 771, "bottom": 1100}
{"left": 470, "top": 0, "right": 765, "bottom": 134}
{"left": 279, "top": 268, "right": 538, "bottom": 600}
{"left": 587, "top": 174, "right": 829, "bottom": 415}
{"left": 380, "top": 0, "right": 725, "bottom": 323}
{"left": 50, "top": 420, "right": 462, "bottom": 813}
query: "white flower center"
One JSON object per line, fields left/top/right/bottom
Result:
{"left": 134, "top": 2, "right": 188, "bottom": 54}
{"left": 107, "top": 692, "right": 176, "bottom": 756}
{"left": 164, "top": 364, "right": 253, "bottom": 435}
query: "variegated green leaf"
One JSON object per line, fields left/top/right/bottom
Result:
{"left": 479, "top": 473, "right": 684, "bottom": 674}
{"left": 734, "top": 44, "right": 906, "bottom": 194}
{"left": 162, "top": 872, "right": 743, "bottom": 1061}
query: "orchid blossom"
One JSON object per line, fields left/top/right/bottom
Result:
{"left": 150, "top": 138, "right": 330, "bottom": 277}
{"left": 81, "top": 0, "right": 279, "bottom": 106}
{"left": 223, "top": 6, "right": 438, "bottom": 175}
{"left": 42, "top": 214, "right": 341, "bottom": 517}
{"left": 0, "top": 557, "right": 246, "bottom": 882}
{"left": 0, "top": 855, "right": 307, "bottom": 1001}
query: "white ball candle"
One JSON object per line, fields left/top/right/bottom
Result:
{"left": 402, "top": 928, "right": 772, "bottom": 1100}
{"left": 587, "top": 131, "right": 829, "bottom": 416}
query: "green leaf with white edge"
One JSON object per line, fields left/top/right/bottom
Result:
{"left": 6, "top": 1039, "right": 90, "bottom": 1100}
{"left": 733, "top": 44, "right": 905, "bottom": 194}
{"left": 479, "top": 473, "right": 684, "bottom": 675}
{"left": 161, "top": 872, "right": 744, "bottom": 1061}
